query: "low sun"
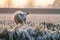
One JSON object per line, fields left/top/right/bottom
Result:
{"left": 33, "top": 0, "right": 55, "bottom": 7}
{"left": 12, "top": 0, "right": 28, "bottom": 8}
{"left": 0, "top": 0, "right": 5, "bottom": 5}
{"left": 0, "top": 0, "right": 55, "bottom": 8}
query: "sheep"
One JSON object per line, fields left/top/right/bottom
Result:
{"left": 14, "top": 11, "right": 29, "bottom": 25}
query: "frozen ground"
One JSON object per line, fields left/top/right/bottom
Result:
{"left": 0, "top": 14, "right": 60, "bottom": 40}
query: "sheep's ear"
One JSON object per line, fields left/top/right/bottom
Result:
{"left": 26, "top": 12, "right": 29, "bottom": 15}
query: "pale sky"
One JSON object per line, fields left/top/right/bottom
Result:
{"left": 0, "top": 0, "right": 60, "bottom": 8}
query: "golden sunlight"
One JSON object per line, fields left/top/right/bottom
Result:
{"left": 33, "top": 0, "right": 55, "bottom": 7}
{"left": 12, "top": 0, "right": 28, "bottom": 8}
{"left": 0, "top": 0, "right": 6, "bottom": 7}
{"left": 0, "top": 0, "right": 5, "bottom": 5}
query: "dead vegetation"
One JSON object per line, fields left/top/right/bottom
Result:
{"left": 0, "top": 14, "right": 60, "bottom": 40}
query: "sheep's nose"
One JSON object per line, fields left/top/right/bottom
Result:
{"left": 23, "top": 15, "right": 26, "bottom": 18}
{"left": 22, "top": 15, "right": 26, "bottom": 23}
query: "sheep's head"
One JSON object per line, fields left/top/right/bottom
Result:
{"left": 14, "top": 11, "right": 29, "bottom": 25}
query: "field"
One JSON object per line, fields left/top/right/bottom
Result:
{"left": 0, "top": 14, "right": 60, "bottom": 30}
{"left": 0, "top": 13, "right": 60, "bottom": 40}
{"left": 0, "top": 14, "right": 60, "bottom": 28}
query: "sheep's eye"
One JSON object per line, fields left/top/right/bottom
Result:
{"left": 27, "top": 13, "right": 29, "bottom": 15}
{"left": 19, "top": 14, "right": 22, "bottom": 15}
